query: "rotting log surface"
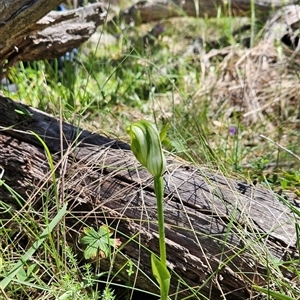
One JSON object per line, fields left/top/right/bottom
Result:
{"left": 0, "top": 95, "right": 299, "bottom": 299}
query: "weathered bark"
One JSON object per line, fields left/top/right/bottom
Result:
{"left": 0, "top": 1, "right": 106, "bottom": 78}
{"left": 263, "top": 5, "right": 300, "bottom": 44}
{"left": 0, "top": 95, "right": 298, "bottom": 299}
{"left": 0, "top": 0, "right": 61, "bottom": 75}
{"left": 17, "top": 4, "right": 107, "bottom": 62}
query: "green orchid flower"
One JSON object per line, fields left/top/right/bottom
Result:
{"left": 127, "top": 120, "right": 166, "bottom": 177}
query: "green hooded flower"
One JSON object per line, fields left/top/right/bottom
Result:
{"left": 127, "top": 120, "right": 166, "bottom": 177}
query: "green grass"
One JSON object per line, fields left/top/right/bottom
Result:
{"left": 1, "top": 3, "right": 300, "bottom": 299}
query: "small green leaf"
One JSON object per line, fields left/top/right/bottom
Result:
{"left": 81, "top": 225, "right": 121, "bottom": 260}
{"left": 83, "top": 245, "right": 98, "bottom": 260}
{"left": 151, "top": 253, "right": 170, "bottom": 300}
{"left": 159, "top": 122, "right": 170, "bottom": 142}
{"left": 14, "top": 108, "right": 33, "bottom": 117}
{"left": 126, "top": 260, "right": 134, "bottom": 277}
{"left": 27, "top": 263, "right": 38, "bottom": 277}
{"left": 16, "top": 267, "right": 27, "bottom": 281}
{"left": 82, "top": 227, "right": 99, "bottom": 241}
{"left": 280, "top": 178, "right": 288, "bottom": 189}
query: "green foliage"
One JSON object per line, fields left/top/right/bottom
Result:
{"left": 81, "top": 225, "right": 121, "bottom": 260}
{"left": 125, "top": 259, "right": 134, "bottom": 277}
{"left": 151, "top": 254, "right": 170, "bottom": 300}
{"left": 16, "top": 264, "right": 38, "bottom": 283}
{"left": 254, "top": 170, "right": 300, "bottom": 197}
{"left": 101, "top": 286, "right": 116, "bottom": 300}
{"left": 53, "top": 252, "right": 101, "bottom": 300}
{"left": 0, "top": 203, "right": 67, "bottom": 290}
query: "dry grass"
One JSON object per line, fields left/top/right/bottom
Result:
{"left": 193, "top": 42, "right": 300, "bottom": 127}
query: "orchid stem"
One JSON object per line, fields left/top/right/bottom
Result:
{"left": 154, "top": 175, "right": 167, "bottom": 266}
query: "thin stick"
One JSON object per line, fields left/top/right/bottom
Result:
{"left": 260, "top": 134, "right": 300, "bottom": 161}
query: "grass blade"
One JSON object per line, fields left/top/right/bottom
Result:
{"left": 0, "top": 203, "right": 68, "bottom": 290}
{"left": 253, "top": 286, "right": 296, "bottom": 300}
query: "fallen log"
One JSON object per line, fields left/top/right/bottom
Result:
{"left": 0, "top": 95, "right": 298, "bottom": 299}
{"left": 106, "top": 0, "right": 297, "bottom": 32}
{"left": 0, "top": 1, "right": 106, "bottom": 78}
